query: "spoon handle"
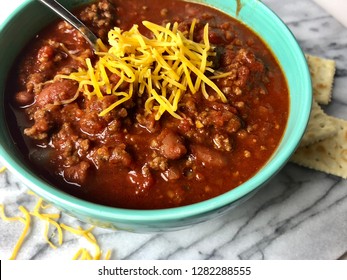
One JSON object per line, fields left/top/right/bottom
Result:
{"left": 36, "top": 0, "right": 99, "bottom": 51}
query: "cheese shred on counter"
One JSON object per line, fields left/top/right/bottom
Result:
{"left": 57, "top": 19, "right": 227, "bottom": 120}
{"left": 0, "top": 205, "right": 31, "bottom": 260}
{"left": 0, "top": 190, "right": 112, "bottom": 260}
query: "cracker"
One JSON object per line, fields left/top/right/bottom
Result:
{"left": 291, "top": 117, "right": 347, "bottom": 179}
{"left": 300, "top": 100, "right": 338, "bottom": 147}
{"left": 305, "top": 54, "right": 336, "bottom": 105}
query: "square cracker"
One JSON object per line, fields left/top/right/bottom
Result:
{"left": 305, "top": 54, "right": 336, "bottom": 105}
{"left": 299, "top": 99, "right": 337, "bottom": 147}
{"left": 291, "top": 117, "right": 347, "bottom": 179}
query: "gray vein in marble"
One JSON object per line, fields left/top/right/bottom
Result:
{"left": 208, "top": 177, "right": 339, "bottom": 259}
{"left": 123, "top": 234, "right": 162, "bottom": 260}
{"left": 335, "top": 69, "right": 347, "bottom": 78}
{"left": 237, "top": 179, "right": 346, "bottom": 260}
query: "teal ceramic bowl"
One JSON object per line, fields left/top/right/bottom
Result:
{"left": 0, "top": 0, "right": 311, "bottom": 232}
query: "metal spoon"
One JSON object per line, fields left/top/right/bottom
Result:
{"left": 36, "top": 0, "right": 99, "bottom": 51}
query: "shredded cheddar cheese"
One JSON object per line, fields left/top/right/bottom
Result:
{"left": 0, "top": 166, "right": 6, "bottom": 173}
{"left": 30, "top": 196, "right": 63, "bottom": 249}
{"left": 0, "top": 204, "right": 31, "bottom": 260}
{"left": 61, "top": 224, "right": 105, "bottom": 260}
{"left": 73, "top": 248, "right": 93, "bottom": 260}
{"left": 57, "top": 19, "right": 227, "bottom": 120}
{"left": 0, "top": 188, "right": 112, "bottom": 260}
{"left": 11, "top": 206, "right": 31, "bottom": 260}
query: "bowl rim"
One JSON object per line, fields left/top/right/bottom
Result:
{"left": 0, "top": 0, "right": 312, "bottom": 223}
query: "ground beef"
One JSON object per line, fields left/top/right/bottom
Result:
{"left": 79, "top": 0, "right": 117, "bottom": 41}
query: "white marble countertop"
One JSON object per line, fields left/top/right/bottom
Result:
{"left": 1, "top": 0, "right": 347, "bottom": 260}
